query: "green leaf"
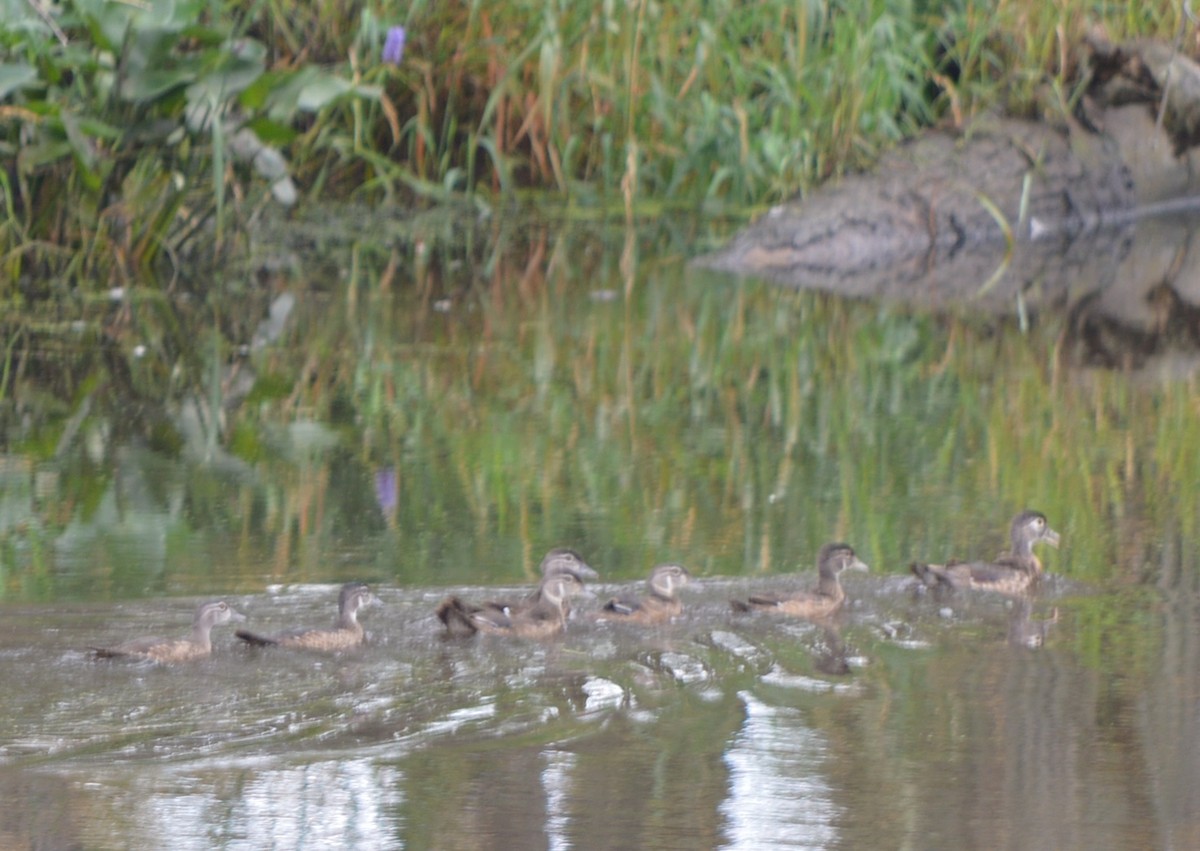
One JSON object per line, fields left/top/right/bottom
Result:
{"left": 175, "top": 39, "right": 266, "bottom": 115}
{"left": 74, "top": 0, "right": 206, "bottom": 48}
{"left": 73, "top": 0, "right": 135, "bottom": 52}
{"left": 296, "top": 73, "right": 354, "bottom": 111}
{"left": 0, "top": 0, "right": 42, "bottom": 28}
{"left": 17, "top": 139, "right": 73, "bottom": 171}
{"left": 61, "top": 111, "right": 103, "bottom": 191}
{"left": 122, "top": 67, "right": 198, "bottom": 102}
{"left": 76, "top": 117, "right": 124, "bottom": 141}
{"left": 0, "top": 62, "right": 37, "bottom": 101}
{"left": 243, "top": 117, "right": 297, "bottom": 146}
{"left": 257, "top": 68, "right": 316, "bottom": 120}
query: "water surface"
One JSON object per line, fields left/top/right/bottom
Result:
{"left": 1, "top": 210, "right": 1199, "bottom": 848}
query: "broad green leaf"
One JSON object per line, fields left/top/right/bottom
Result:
{"left": 76, "top": 117, "right": 123, "bottom": 140}
{"left": 256, "top": 67, "right": 318, "bottom": 120}
{"left": 16, "top": 139, "right": 72, "bottom": 171}
{"left": 0, "top": 62, "right": 36, "bottom": 101}
{"left": 296, "top": 74, "right": 354, "bottom": 112}
{"left": 243, "top": 117, "right": 297, "bottom": 146}
{"left": 182, "top": 40, "right": 265, "bottom": 110}
{"left": 122, "top": 67, "right": 197, "bottom": 102}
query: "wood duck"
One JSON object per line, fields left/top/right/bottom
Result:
{"left": 479, "top": 547, "right": 598, "bottom": 619}
{"left": 235, "top": 582, "right": 378, "bottom": 652}
{"left": 436, "top": 572, "right": 588, "bottom": 639}
{"left": 595, "top": 563, "right": 693, "bottom": 625}
{"left": 910, "top": 510, "right": 1061, "bottom": 595}
{"left": 89, "top": 600, "right": 246, "bottom": 663}
{"left": 731, "top": 543, "right": 869, "bottom": 620}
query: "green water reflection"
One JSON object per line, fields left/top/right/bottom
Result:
{"left": 1, "top": 212, "right": 1198, "bottom": 849}
{"left": 4, "top": 213, "right": 1196, "bottom": 598}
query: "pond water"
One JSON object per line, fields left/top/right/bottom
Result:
{"left": 1, "top": 208, "right": 1199, "bottom": 849}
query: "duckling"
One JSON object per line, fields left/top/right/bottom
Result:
{"left": 235, "top": 582, "right": 378, "bottom": 652}
{"left": 731, "top": 543, "right": 869, "bottom": 620}
{"left": 89, "top": 600, "right": 246, "bottom": 663}
{"left": 436, "top": 572, "right": 588, "bottom": 639}
{"left": 596, "top": 563, "right": 692, "bottom": 625}
{"left": 910, "top": 510, "right": 1061, "bottom": 595}
{"left": 480, "top": 547, "right": 598, "bottom": 619}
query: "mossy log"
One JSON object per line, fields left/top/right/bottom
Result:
{"left": 697, "top": 39, "right": 1200, "bottom": 314}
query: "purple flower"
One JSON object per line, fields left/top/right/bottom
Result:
{"left": 375, "top": 467, "right": 398, "bottom": 516}
{"left": 382, "top": 26, "right": 406, "bottom": 65}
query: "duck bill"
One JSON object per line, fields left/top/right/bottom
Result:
{"left": 574, "top": 564, "right": 601, "bottom": 581}
{"left": 1044, "top": 528, "right": 1061, "bottom": 548}
{"left": 849, "top": 557, "right": 870, "bottom": 573}
{"left": 231, "top": 609, "right": 248, "bottom": 623}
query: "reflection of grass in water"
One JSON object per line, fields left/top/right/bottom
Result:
{"left": 309, "top": 225, "right": 1196, "bottom": 595}
{"left": 4, "top": 219, "right": 1196, "bottom": 615}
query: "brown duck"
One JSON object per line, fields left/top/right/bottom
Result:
{"left": 235, "top": 582, "right": 379, "bottom": 652}
{"left": 731, "top": 543, "right": 869, "bottom": 620}
{"left": 596, "top": 563, "right": 693, "bottom": 625}
{"left": 910, "top": 510, "right": 1061, "bottom": 595}
{"left": 90, "top": 600, "right": 246, "bottom": 663}
{"left": 479, "top": 547, "right": 598, "bottom": 620}
{"left": 436, "top": 572, "right": 588, "bottom": 639}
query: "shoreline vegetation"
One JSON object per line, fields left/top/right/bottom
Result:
{"left": 0, "top": 0, "right": 1185, "bottom": 286}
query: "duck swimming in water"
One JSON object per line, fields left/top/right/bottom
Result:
{"left": 595, "top": 563, "right": 693, "bottom": 625}
{"left": 910, "top": 510, "right": 1061, "bottom": 595}
{"left": 478, "top": 547, "right": 598, "bottom": 621}
{"left": 236, "top": 582, "right": 379, "bottom": 652}
{"left": 436, "top": 572, "right": 589, "bottom": 639}
{"left": 731, "top": 543, "right": 868, "bottom": 620}
{"left": 90, "top": 600, "right": 246, "bottom": 663}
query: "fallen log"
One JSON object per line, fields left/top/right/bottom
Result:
{"left": 696, "top": 39, "right": 1200, "bottom": 313}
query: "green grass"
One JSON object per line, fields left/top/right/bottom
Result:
{"left": 0, "top": 0, "right": 1186, "bottom": 287}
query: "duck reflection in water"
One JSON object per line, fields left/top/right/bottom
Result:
{"left": 235, "top": 582, "right": 379, "bottom": 652}
{"left": 731, "top": 543, "right": 869, "bottom": 620}
{"left": 595, "top": 563, "right": 693, "bottom": 625}
{"left": 911, "top": 510, "right": 1061, "bottom": 596}
{"left": 1007, "top": 598, "right": 1060, "bottom": 648}
{"left": 89, "top": 600, "right": 246, "bottom": 663}
{"left": 436, "top": 572, "right": 590, "bottom": 639}
{"left": 814, "top": 625, "right": 853, "bottom": 675}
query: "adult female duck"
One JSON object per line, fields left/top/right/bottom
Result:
{"left": 910, "top": 510, "right": 1061, "bottom": 595}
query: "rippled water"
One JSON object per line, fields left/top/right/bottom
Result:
{"left": 1, "top": 566, "right": 1197, "bottom": 849}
